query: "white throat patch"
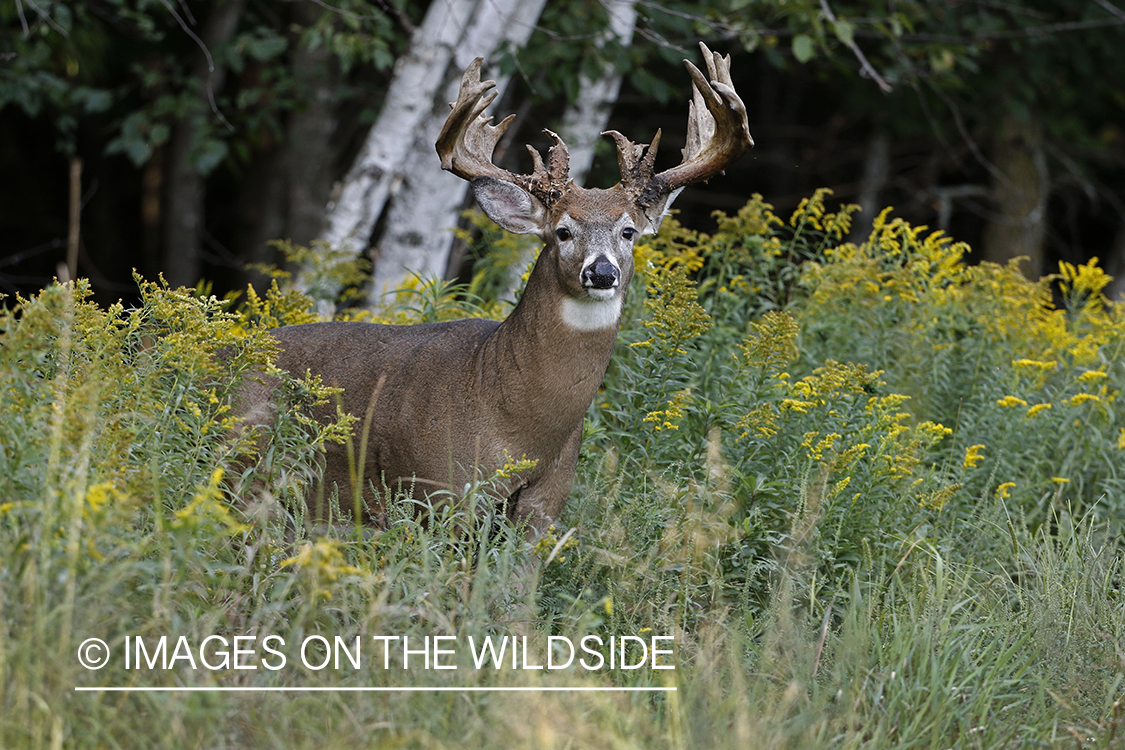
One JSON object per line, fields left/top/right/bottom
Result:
{"left": 559, "top": 295, "right": 623, "bottom": 331}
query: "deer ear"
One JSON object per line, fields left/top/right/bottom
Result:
{"left": 471, "top": 177, "right": 546, "bottom": 235}
{"left": 638, "top": 187, "right": 685, "bottom": 235}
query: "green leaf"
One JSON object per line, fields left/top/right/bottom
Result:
{"left": 72, "top": 87, "right": 113, "bottom": 114}
{"left": 245, "top": 34, "right": 287, "bottom": 62}
{"left": 792, "top": 34, "right": 816, "bottom": 64}
{"left": 833, "top": 21, "right": 854, "bottom": 47}
{"left": 192, "top": 139, "right": 228, "bottom": 176}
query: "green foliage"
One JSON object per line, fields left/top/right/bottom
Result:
{"left": 453, "top": 207, "right": 541, "bottom": 308}
{"left": 800, "top": 208, "right": 1125, "bottom": 529}
{"left": 4, "top": 189, "right": 1125, "bottom": 746}
{"left": 0, "top": 0, "right": 414, "bottom": 169}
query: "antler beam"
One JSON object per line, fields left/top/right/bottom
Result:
{"left": 605, "top": 42, "right": 753, "bottom": 211}
{"left": 436, "top": 58, "right": 570, "bottom": 207}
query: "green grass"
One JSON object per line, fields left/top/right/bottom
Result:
{"left": 3, "top": 193, "right": 1125, "bottom": 748}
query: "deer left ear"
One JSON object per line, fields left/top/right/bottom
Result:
{"left": 638, "top": 187, "right": 685, "bottom": 235}
{"left": 472, "top": 177, "right": 546, "bottom": 235}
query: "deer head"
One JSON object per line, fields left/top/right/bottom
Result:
{"left": 436, "top": 43, "right": 753, "bottom": 325}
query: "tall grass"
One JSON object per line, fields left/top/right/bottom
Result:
{"left": 2, "top": 193, "right": 1124, "bottom": 748}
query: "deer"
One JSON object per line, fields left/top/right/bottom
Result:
{"left": 238, "top": 43, "right": 752, "bottom": 539}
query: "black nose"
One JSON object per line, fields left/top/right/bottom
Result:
{"left": 582, "top": 256, "right": 619, "bottom": 289}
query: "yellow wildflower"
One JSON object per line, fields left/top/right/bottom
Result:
{"left": 1065, "top": 393, "right": 1101, "bottom": 407}
{"left": 280, "top": 539, "right": 362, "bottom": 600}
{"left": 643, "top": 391, "right": 691, "bottom": 431}
{"left": 996, "top": 395, "right": 1027, "bottom": 408}
{"left": 1012, "top": 359, "right": 1057, "bottom": 371}
{"left": 963, "top": 444, "right": 985, "bottom": 468}
{"left": 496, "top": 452, "right": 538, "bottom": 479}
{"left": 1025, "top": 403, "right": 1052, "bottom": 418}
{"left": 1058, "top": 258, "right": 1111, "bottom": 299}
{"left": 1077, "top": 370, "right": 1108, "bottom": 383}
{"left": 739, "top": 311, "right": 798, "bottom": 373}
{"left": 803, "top": 432, "right": 841, "bottom": 461}
{"left": 736, "top": 404, "right": 779, "bottom": 440}
{"left": 996, "top": 482, "right": 1016, "bottom": 499}
{"left": 919, "top": 483, "right": 961, "bottom": 511}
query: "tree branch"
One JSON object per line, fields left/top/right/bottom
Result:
{"left": 1094, "top": 0, "right": 1125, "bottom": 22}
{"left": 818, "top": 0, "right": 891, "bottom": 93}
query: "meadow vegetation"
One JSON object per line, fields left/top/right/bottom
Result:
{"left": 2, "top": 191, "right": 1124, "bottom": 748}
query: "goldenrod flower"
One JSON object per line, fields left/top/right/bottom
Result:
{"left": 1059, "top": 258, "right": 1111, "bottom": 299}
{"left": 963, "top": 444, "right": 985, "bottom": 468}
{"left": 1065, "top": 393, "right": 1101, "bottom": 407}
{"left": 1077, "top": 370, "right": 1108, "bottom": 383}
{"left": 1012, "top": 359, "right": 1057, "bottom": 371}
{"left": 996, "top": 395, "right": 1027, "bottom": 408}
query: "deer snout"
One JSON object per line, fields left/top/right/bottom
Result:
{"left": 581, "top": 255, "right": 620, "bottom": 290}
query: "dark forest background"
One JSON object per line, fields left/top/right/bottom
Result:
{"left": 2, "top": 0, "right": 1124, "bottom": 307}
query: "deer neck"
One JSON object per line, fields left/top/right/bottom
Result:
{"left": 478, "top": 248, "right": 623, "bottom": 428}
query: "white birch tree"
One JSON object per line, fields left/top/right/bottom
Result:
{"left": 362, "top": 0, "right": 548, "bottom": 303}
{"left": 306, "top": 0, "right": 548, "bottom": 307}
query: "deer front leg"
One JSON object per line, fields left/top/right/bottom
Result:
{"left": 501, "top": 423, "right": 584, "bottom": 618}
{"left": 512, "top": 422, "right": 583, "bottom": 538}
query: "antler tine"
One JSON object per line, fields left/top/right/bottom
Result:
{"left": 602, "top": 128, "right": 663, "bottom": 204}
{"left": 657, "top": 42, "right": 753, "bottom": 192}
{"left": 436, "top": 58, "right": 521, "bottom": 184}
{"left": 436, "top": 57, "right": 571, "bottom": 205}
{"left": 543, "top": 129, "right": 570, "bottom": 186}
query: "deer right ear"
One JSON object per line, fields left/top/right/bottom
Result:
{"left": 471, "top": 177, "right": 546, "bottom": 235}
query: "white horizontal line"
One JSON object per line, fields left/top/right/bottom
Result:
{"left": 75, "top": 686, "right": 675, "bottom": 693}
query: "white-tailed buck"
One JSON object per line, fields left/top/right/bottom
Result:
{"left": 241, "top": 43, "right": 752, "bottom": 534}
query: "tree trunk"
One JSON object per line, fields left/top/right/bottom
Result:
{"left": 847, "top": 129, "right": 890, "bottom": 243}
{"left": 363, "top": 0, "right": 549, "bottom": 304}
{"left": 308, "top": 0, "right": 481, "bottom": 305}
{"left": 981, "top": 110, "right": 1048, "bottom": 278}
{"left": 162, "top": 0, "right": 247, "bottom": 288}
{"left": 235, "top": 0, "right": 339, "bottom": 284}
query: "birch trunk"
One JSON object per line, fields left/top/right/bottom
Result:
{"left": 363, "top": 0, "right": 548, "bottom": 303}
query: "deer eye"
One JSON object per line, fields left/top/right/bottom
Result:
{"left": 556, "top": 227, "right": 572, "bottom": 241}
{"left": 622, "top": 227, "right": 636, "bottom": 240}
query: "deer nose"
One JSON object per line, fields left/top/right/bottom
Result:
{"left": 582, "top": 255, "right": 619, "bottom": 290}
